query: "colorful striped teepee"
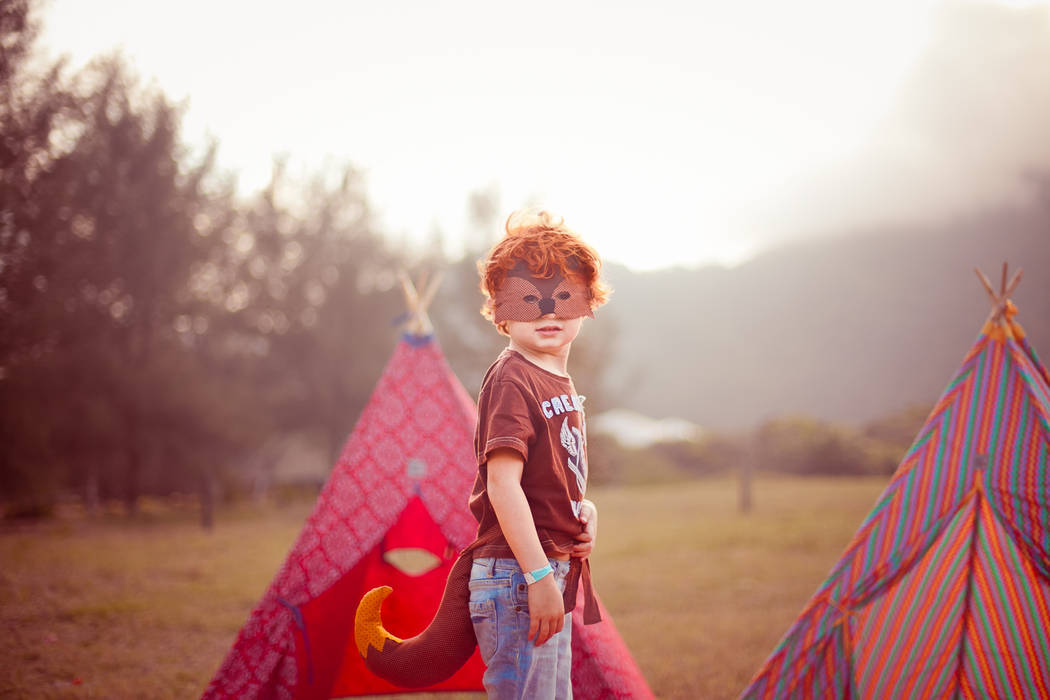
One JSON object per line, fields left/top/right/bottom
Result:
{"left": 741, "top": 266, "right": 1050, "bottom": 700}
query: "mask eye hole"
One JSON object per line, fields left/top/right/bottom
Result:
{"left": 556, "top": 291, "right": 571, "bottom": 300}
{"left": 523, "top": 295, "right": 539, "bottom": 303}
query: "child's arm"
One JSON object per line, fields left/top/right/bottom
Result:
{"left": 486, "top": 448, "right": 566, "bottom": 647}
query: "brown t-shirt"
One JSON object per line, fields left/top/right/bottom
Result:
{"left": 469, "top": 349, "right": 589, "bottom": 559}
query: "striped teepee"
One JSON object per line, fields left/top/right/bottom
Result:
{"left": 741, "top": 266, "right": 1050, "bottom": 699}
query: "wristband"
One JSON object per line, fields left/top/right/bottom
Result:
{"left": 523, "top": 563, "right": 553, "bottom": 585}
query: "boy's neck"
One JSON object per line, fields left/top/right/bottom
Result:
{"left": 507, "top": 341, "right": 571, "bottom": 378}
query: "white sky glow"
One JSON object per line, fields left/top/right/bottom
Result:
{"left": 38, "top": 0, "right": 1049, "bottom": 269}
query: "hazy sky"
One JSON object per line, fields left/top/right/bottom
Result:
{"left": 38, "top": 0, "right": 1050, "bottom": 270}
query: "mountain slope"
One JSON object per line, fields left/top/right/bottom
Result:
{"left": 600, "top": 203, "right": 1050, "bottom": 428}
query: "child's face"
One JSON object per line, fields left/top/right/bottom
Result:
{"left": 506, "top": 315, "right": 584, "bottom": 358}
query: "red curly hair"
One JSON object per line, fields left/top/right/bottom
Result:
{"left": 478, "top": 209, "right": 610, "bottom": 332}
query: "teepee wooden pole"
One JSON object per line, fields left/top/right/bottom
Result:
{"left": 398, "top": 269, "right": 439, "bottom": 336}
{"left": 975, "top": 264, "right": 1023, "bottom": 326}
{"left": 975, "top": 268, "right": 998, "bottom": 304}
{"left": 398, "top": 272, "right": 422, "bottom": 335}
{"left": 420, "top": 271, "right": 444, "bottom": 311}
{"left": 1004, "top": 268, "right": 1023, "bottom": 299}
{"left": 398, "top": 273, "right": 417, "bottom": 310}
{"left": 417, "top": 271, "right": 430, "bottom": 302}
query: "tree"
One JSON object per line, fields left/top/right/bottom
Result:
{"left": 0, "top": 8, "right": 236, "bottom": 514}
{"left": 0, "top": 0, "right": 82, "bottom": 512}
{"left": 215, "top": 161, "right": 403, "bottom": 472}
{"left": 1, "top": 0, "right": 417, "bottom": 520}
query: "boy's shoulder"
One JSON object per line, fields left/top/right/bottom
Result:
{"left": 480, "top": 349, "right": 528, "bottom": 395}
{"left": 483, "top": 349, "right": 572, "bottom": 391}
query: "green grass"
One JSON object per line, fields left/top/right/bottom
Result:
{"left": 0, "top": 500, "right": 308, "bottom": 699}
{"left": 590, "top": 476, "right": 887, "bottom": 699}
{"left": 0, "top": 476, "right": 888, "bottom": 699}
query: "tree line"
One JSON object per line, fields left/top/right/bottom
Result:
{"left": 0, "top": 1, "right": 568, "bottom": 521}
{"left": 5, "top": 0, "right": 923, "bottom": 523}
{"left": 587, "top": 402, "right": 933, "bottom": 494}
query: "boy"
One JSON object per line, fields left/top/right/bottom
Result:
{"left": 469, "top": 209, "right": 610, "bottom": 699}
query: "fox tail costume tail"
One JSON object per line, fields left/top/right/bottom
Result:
{"left": 354, "top": 552, "right": 477, "bottom": 688}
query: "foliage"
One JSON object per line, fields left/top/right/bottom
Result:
{"left": 1, "top": 22, "right": 233, "bottom": 514}
{"left": 586, "top": 432, "right": 682, "bottom": 486}
{"left": 862, "top": 402, "right": 932, "bottom": 448}
{"left": 217, "top": 160, "right": 401, "bottom": 466}
{"left": 0, "top": 1, "right": 407, "bottom": 518}
{"left": 755, "top": 416, "right": 874, "bottom": 476}
{"left": 590, "top": 401, "right": 929, "bottom": 484}
{"left": 588, "top": 431, "right": 746, "bottom": 486}
{"left": 6, "top": 0, "right": 936, "bottom": 516}
{"left": 0, "top": 3, "right": 619, "bottom": 520}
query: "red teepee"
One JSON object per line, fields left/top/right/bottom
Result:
{"left": 204, "top": 329, "right": 652, "bottom": 699}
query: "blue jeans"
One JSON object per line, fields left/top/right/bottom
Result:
{"left": 469, "top": 557, "right": 573, "bottom": 699}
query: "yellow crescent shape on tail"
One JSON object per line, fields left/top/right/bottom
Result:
{"left": 354, "top": 586, "right": 403, "bottom": 657}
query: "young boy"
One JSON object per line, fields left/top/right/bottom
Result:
{"left": 468, "top": 209, "right": 609, "bottom": 699}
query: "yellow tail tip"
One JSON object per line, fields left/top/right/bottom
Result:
{"left": 354, "top": 586, "right": 402, "bottom": 657}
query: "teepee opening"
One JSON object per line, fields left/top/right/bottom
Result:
{"left": 382, "top": 548, "right": 442, "bottom": 577}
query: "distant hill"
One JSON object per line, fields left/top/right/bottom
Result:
{"left": 598, "top": 200, "right": 1050, "bottom": 429}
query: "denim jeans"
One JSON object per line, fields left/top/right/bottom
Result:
{"left": 469, "top": 557, "right": 573, "bottom": 699}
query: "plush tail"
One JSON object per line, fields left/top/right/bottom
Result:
{"left": 354, "top": 552, "right": 477, "bottom": 688}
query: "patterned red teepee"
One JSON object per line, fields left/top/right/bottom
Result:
{"left": 740, "top": 276, "right": 1050, "bottom": 699}
{"left": 204, "top": 332, "right": 652, "bottom": 699}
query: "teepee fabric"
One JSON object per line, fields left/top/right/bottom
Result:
{"left": 740, "top": 303, "right": 1050, "bottom": 699}
{"left": 204, "top": 332, "right": 652, "bottom": 699}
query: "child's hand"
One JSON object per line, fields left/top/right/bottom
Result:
{"left": 527, "top": 576, "right": 565, "bottom": 646}
{"left": 572, "top": 499, "right": 597, "bottom": 558}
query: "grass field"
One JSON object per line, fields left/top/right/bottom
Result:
{"left": 0, "top": 476, "right": 889, "bottom": 699}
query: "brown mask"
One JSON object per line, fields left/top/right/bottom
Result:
{"left": 492, "top": 260, "right": 594, "bottom": 323}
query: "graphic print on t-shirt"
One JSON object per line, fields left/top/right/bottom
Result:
{"left": 559, "top": 417, "right": 587, "bottom": 518}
